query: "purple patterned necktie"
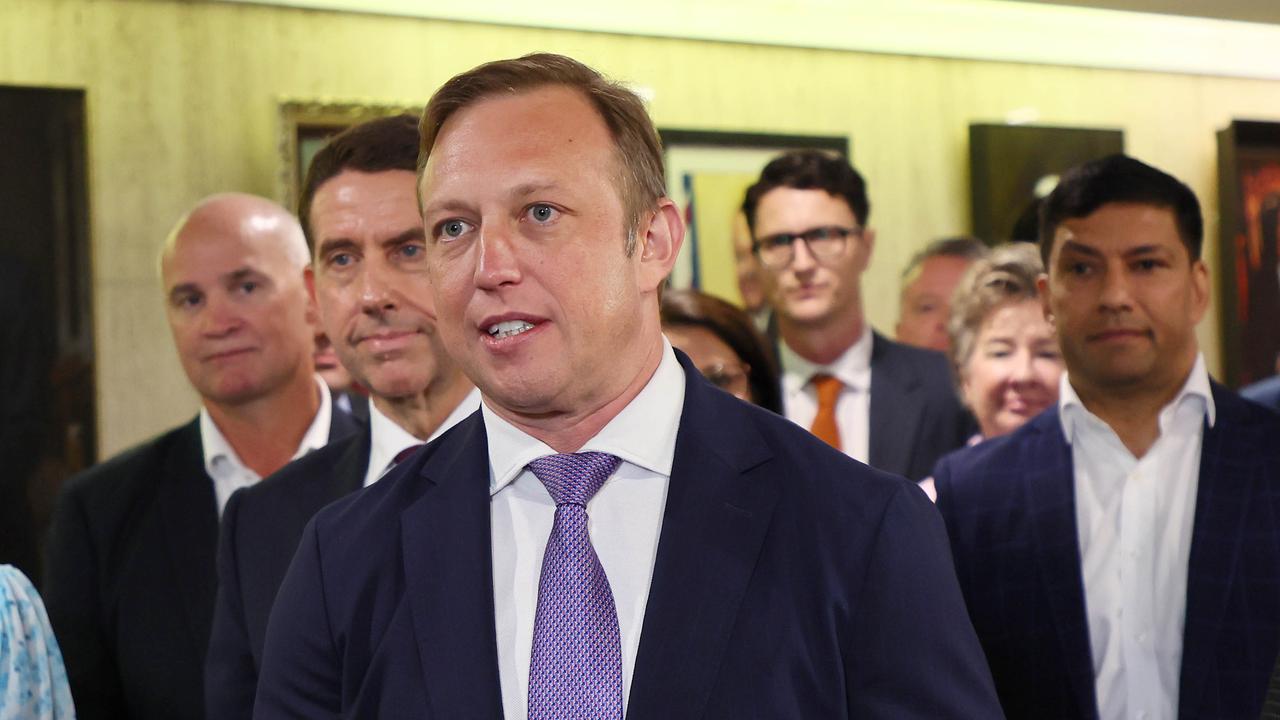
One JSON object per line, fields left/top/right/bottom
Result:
{"left": 526, "top": 451, "right": 624, "bottom": 720}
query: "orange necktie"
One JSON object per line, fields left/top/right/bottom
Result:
{"left": 809, "top": 374, "right": 843, "bottom": 451}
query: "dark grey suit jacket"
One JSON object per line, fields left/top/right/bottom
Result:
{"left": 43, "top": 408, "right": 358, "bottom": 720}
{"left": 866, "top": 331, "right": 975, "bottom": 480}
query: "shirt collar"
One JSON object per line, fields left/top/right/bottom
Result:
{"left": 1058, "top": 352, "right": 1216, "bottom": 444}
{"left": 200, "top": 375, "right": 333, "bottom": 478}
{"left": 484, "top": 338, "right": 686, "bottom": 496}
{"left": 367, "top": 387, "right": 482, "bottom": 478}
{"left": 779, "top": 323, "right": 873, "bottom": 391}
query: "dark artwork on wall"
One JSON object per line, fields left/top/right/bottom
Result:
{"left": 1218, "top": 120, "right": 1280, "bottom": 389}
{"left": 969, "top": 124, "right": 1124, "bottom": 244}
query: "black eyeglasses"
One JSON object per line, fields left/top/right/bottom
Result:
{"left": 752, "top": 226, "right": 860, "bottom": 270}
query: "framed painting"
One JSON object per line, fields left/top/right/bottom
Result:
{"left": 659, "top": 129, "right": 848, "bottom": 306}
{"left": 969, "top": 123, "right": 1124, "bottom": 243}
{"left": 1218, "top": 120, "right": 1280, "bottom": 388}
{"left": 277, "top": 100, "right": 421, "bottom": 212}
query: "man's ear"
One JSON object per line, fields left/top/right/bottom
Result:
{"left": 856, "top": 227, "right": 876, "bottom": 273}
{"left": 1190, "top": 258, "right": 1210, "bottom": 325}
{"left": 1036, "top": 273, "right": 1053, "bottom": 323}
{"left": 637, "top": 198, "right": 685, "bottom": 292}
{"left": 304, "top": 266, "right": 320, "bottom": 327}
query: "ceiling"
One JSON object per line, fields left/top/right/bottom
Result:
{"left": 1014, "top": 0, "right": 1280, "bottom": 25}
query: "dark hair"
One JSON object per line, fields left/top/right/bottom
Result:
{"left": 900, "top": 235, "right": 989, "bottom": 284}
{"left": 297, "top": 114, "right": 421, "bottom": 252}
{"left": 660, "top": 289, "right": 782, "bottom": 414}
{"left": 419, "top": 53, "right": 665, "bottom": 256}
{"left": 1038, "top": 154, "right": 1203, "bottom": 267}
{"left": 741, "top": 150, "right": 870, "bottom": 233}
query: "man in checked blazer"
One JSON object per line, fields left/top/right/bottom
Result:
{"left": 934, "top": 154, "right": 1280, "bottom": 719}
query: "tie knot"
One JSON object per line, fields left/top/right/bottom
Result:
{"left": 811, "top": 374, "right": 843, "bottom": 407}
{"left": 527, "top": 452, "right": 620, "bottom": 506}
{"left": 393, "top": 443, "right": 426, "bottom": 467}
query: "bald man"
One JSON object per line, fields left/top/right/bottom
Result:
{"left": 42, "top": 193, "right": 360, "bottom": 720}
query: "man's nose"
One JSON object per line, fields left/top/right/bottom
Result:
{"left": 474, "top": 225, "right": 522, "bottom": 290}
{"left": 200, "top": 293, "right": 243, "bottom": 337}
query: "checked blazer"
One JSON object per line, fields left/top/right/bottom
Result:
{"left": 933, "top": 382, "right": 1280, "bottom": 720}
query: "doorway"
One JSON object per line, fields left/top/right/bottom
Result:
{"left": 0, "top": 85, "right": 96, "bottom": 585}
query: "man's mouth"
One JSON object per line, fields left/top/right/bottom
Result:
{"left": 487, "top": 320, "right": 535, "bottom": 339}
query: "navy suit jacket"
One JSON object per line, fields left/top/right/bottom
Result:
{"left": 1241, "top": 375, "right": 1280, "bottom": 413}
{"left": 255, "top": 352, "right": 1003, "bottom": 718}
{"left": 934, "top": 384, "right": 1280, "bottom": 719}
{"left": 205, "top": 426, "right": 371, "bottom": 719}
{"left": 43, "top": 409, "right": 359, "bottom": 720}
{"left": 867, "top": 332, "right": 976, "bottom": 480}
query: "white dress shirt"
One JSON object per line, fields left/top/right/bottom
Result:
{"left": 1062, "top": 354, "right": 1215, "bottom": 720}
{"left": 362, "top": 388, "right": 482, "bottom": 488}
{"left": 487, "top": 340, "right": 684, "bottom": 719}
{"left": 201, "top": 375, "right": 333, "bottom": 516}
{"left": 779, "top": 324, "right": 873, "bottom": 463}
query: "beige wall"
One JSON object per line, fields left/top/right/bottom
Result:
{"left": 3, "top": 0, "right": 1279, "bottom": 456}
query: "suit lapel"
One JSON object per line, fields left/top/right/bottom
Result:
{"left": 1023, "top": 412, "right": 1099, "bottom": 718}
{"left": 867, "top": 333, "right": 924, "bottom": 475}
{"left": 333, "top": 425, "right": 371, "bottom": 496}
{"left": 1178, "top": 385, "right": 1254, "bottom": 717}
{"left": 401, "top": 413, "right": 505, "bottom": 718}
{"left": 157, "top": 419, "right": 220, "bottom": 654}
{"left": 328, "top": 402, "right": 362, "bottom": 443}
{"left": 627, "top": 354, "right": 778, "bottom": 720}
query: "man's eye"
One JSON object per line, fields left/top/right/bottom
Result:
{"left": 176, "top": 294, "right": 202, "bottom": 309}
{"left": 398, "top": 244, "right": 424, "bottom": 259}
{"left": 330, "top": 253, "right": 353, "bottom": 267}
{"left": 528, "top": 204, "right": 559, "bottom": 223}
{"left": 439, "top": 219, "right": 473, "bottom": 240}
{"left": 238, "top": 281, "right": 258, "bottom": 294}
{"left": 1068, "top": 261, "right": 1092, "bottom": 276}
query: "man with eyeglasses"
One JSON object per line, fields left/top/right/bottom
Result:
{"left": 742, "top": 150, "right": 974, "bottom": 480}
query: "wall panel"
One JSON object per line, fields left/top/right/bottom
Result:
{"left": 3, "top": 0, "right": 1279, "bottom": 454}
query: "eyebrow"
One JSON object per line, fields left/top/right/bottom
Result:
{"left": 225, "top": 267, "right": 265, "bottom": 284}
{"left": 1121, "top": 244, "right": 1169, "bottom": 258}
{"left": 380, "top": 226, "right": 426, "bottom": 249}
{"left": 421, "top": 181, "right": 564, "bottom": 218}
{"left": 316, "top": 237, "right": 359, "bottom": 258}
{"left": 1057, "top": 240, "right": 1103, "bottom": 258}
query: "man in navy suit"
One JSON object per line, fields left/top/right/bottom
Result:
{"left": 43, "top": 194, "right": 359, "bottom": 719}
{"left": 934, "top": 154, "right": 1280, "bottom": 719}
{"left": 254, "top": 53, "right": 1003, "bottom": 719}
{"left": 204, "top": 115, "right": 478, "bottom": 718}
{"left": 742, "top": 151, "right": 974, "bottom": 480}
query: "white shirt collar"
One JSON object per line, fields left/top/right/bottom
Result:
{"left": 199, "top": 374, "right": 333, "bottom": 479}
{"left": 1058, "top": 352, "right": 1216, "bottom": 444}
{"left": 779, "top": 323, "right": 873, "bottom": 391}
{"left": 365, "top": 387, "right": 482, "bottom": 486}
{"left": 484, "top": 338, "right": 686, "bottom": 496}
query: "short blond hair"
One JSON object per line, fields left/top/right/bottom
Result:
{"left": 418, "top": 53, "right": 665, "bottom": 256}
{"left": 947, "top": 242, "right": 1045, "bottom": 384}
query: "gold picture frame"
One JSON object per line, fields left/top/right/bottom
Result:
{"left": 277, "top": 99, "right": 421, "bottom": 212}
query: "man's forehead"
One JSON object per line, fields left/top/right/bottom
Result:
{"left": 425, "top": 87, "right": 610, "bottom": 174}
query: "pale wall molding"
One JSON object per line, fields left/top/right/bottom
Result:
{"left": 216, "top": 0, "right": 1280, "bottom": 80}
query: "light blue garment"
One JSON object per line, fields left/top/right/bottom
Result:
{"left": 0, "top": 565, "right": 75, "bottom": 719}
